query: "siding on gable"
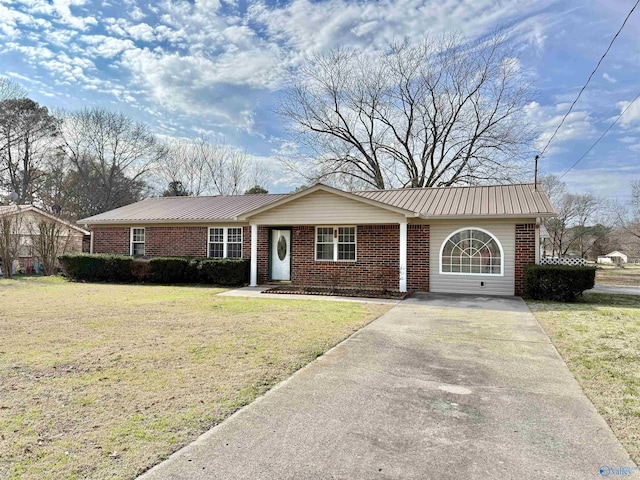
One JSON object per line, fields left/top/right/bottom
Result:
{"left": 247, "top": 190, "right": 406, "bottom": 226}
{"left": 429, "top": 220, "right": 517, "bottom": 296}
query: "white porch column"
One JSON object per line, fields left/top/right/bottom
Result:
{"left": 535, "top": 222, "right": 541, "bottom": 265}
{"left": 250, "top": 224, "right": 258, "bottom": 287}
{"left": 399, "top": 222, "right": 407, "bottom": 293}
{"left": 89, "top": 230, "right": 94, "bottom": 254}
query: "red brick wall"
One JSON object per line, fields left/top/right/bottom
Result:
{"left": 242, "top": 226, "right": 251, "bottom": 259}
{"left": 145, "top": 226, "right": 207, "bottom": 257}
{"left": 93, "top": 227, "right": 130, "bottom": 255}
{"left": 515, "top": 223, "right": 536, "bottom": 296}
{"left": 93, "top": 225, "right": 249, "bottom": 259}
{"left": 289, "top": 225, "right": 400, "bottom": 290}
{"left": 257, "top": 226, "right": 270, "bottom": 284}
{"left": 407, "top": 224, "right": 430, "bottom": 292}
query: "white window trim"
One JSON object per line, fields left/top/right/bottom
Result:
{"left": 438, "top": 227, "right": 504, "bottom": 277}
{"left": 208, "top": 226, "right": 243, "bottom": 259}
{"left": 315, "top": 226, "right": 357, "bottom": 262}
{"left": 130, "top": 227, "right": 145, "bottom": 256}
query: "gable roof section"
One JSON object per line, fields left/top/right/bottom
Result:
{"left": 0, "top": 205, "right": 90, "bottom": 235}
{"left": 78, "top": 183, "right": 555, "bottom": 225}
{"left": 353, "top": 184, "right": 556, "bottom": 218}
{"left": 238, "top": 184, "right": 418, "bottom": 221}
{"left": 79, "top": 194, "right": 289, "bottom": 225}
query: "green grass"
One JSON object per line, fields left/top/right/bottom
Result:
{"left": 596, "top": 264, "right": 640, "bottom": 286}
{"left": 528, "top": 293, "right": 640, "bottom": 463}
{"left": 0, "top": 276, "right": 391, "bottom": 479}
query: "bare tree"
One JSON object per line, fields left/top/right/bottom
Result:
{"left": 0, "top": 98, "right": 59, "bottom": 203}
{"left": 617, "top": 180, "right": 640, "bottom": 240}
{"left": 279, "top": 33, "right": 532, "bottom": 190}
{"left": 611, "top": 181, "right": 640, "bottom": 259}
{"left": 0, "top": 77, "right": 28, "bottom": 101}
{"left": 157, "top": 137, "right": 212, "bottom": 196}
{"left": 0, "top": 208, "right": 23, "bottom": 278}
{"left": 58, "top": 107, "right": 165, "bottom": 217}
{"left": 153, "top": 138, "right": 271, "bottom": 196}
{"left": 29, "top": 217, "right": 74, "bottom": 275}
{"left": 540, "top": 175, "right": 602, "bottom": 257}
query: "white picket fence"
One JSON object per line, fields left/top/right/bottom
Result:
{"left": 540, "top": 257, "right": 586, "bottom": 267}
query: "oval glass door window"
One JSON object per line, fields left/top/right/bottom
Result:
{"left": 277, "top": 235, "right": 287, "bottom": 261}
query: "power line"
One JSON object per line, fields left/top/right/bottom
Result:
{"left": 558, "top": 91, "right": 640, "bottom": 180}
{"left": 539, "top": 0, "right": 640, "bottom": 157}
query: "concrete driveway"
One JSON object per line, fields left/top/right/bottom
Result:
{"left": 139, "top": 294, "right": 637, "bottom": 480}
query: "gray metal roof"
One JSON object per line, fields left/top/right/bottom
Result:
{"left": 80, "top": 194, "right": 289, "bottom": 224}
{"left": 80, "top": 184, "right": 555, "bottom": 225}
{"left": 353, "top": 184, "right": 555, "bottom": 218}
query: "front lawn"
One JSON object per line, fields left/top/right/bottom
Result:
{"left": 0, "top": 277, "right": 391, "bottom": 479}
{"left": 596, "top": 264, "right": 640, "bottom": 286}
{"left": 528, "top": 293, "right": 640, "bottom": 463}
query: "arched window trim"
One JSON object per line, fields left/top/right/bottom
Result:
{"left": 439, "top": 227, "right": 504, "bottom": 277}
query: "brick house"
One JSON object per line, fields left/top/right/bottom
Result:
{"left": 80, "top": 183, "right": 555, "bottom": 296}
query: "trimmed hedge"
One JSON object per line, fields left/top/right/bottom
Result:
{"left": 198, "top": 259, "right": 250, "bottom": 286}
{"left": 58, "top": 253, "right": 249, "bottom": 286}
{"left": 58, "top": 253, "right": 134, "bottom": 282}
{"left": 523, "top": 264, "right": 596, "bottom": 302}
{"left": 149, "top": 257, "right": 195, "bottom": 283}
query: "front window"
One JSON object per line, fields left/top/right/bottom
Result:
{"left": 208, "top": 227, "right": 243, "bottom": 259}
{"left": 130, "top": 228, "right": 145, "bottom": 256}
{"left": 440, "top": 228, "right": 502, "bottom": 275}
{"left": 316, "top": 226, "right": 356, "bottom": 261}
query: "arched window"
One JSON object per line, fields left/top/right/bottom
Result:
{"left": 440, "top": 228, "right": 503, "bottom": 275}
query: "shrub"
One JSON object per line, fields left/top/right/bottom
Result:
{"left": 149, "top": 257, "right": 195, "bottom": 283}
{"left": 523, "top": 264, "right": 596, "bottom": 302}
{"left": 59, "top": 254, "right": 250, "bottom": 286}
{"left": 131, "top": 258, "right": 152, "bottom": 281}
{"left": 198, "top": 259, "right": 249, "bottom": 286}
{"left": 58, "top": 253, "right": 134, "bottom": 282}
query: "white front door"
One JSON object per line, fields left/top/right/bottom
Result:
{"left": 271, "top": 229, "right": 291, "bottom": 281}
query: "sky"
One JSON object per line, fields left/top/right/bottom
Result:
{"left": 0, "top": 0, "right": 639, "bottom": 202}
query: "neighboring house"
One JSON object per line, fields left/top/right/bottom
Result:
{"left": 539, "top": 224, "right": 550, "bottom": 258}
{"left": 597, "top": 251, "right": 628, "bottom": 265}
{"left": 79, "top": 183, "right": 556, "bottom": 296}
{"left": 0, "top": 205, "right": 89, "bottom": 274}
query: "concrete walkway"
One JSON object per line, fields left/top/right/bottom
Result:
{"left": 139, "top": 293, "right": 637, "bottom": 480}
{"left": 589, "top": 284, "right": 640, "bottom": 296}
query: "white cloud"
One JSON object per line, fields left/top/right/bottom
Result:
{"left": 81, "top": 35, "right": 136, "bottom": 58}
{"left": 129, "top": 5, "right": 145, "bottom": 21}
{"left": 602, "top": 72, "right": 617, "bottom": 83}
{"left": 617, "top": 98, "right": 640, "bottom": 127}
{"left": 524, "top": 101, "right": 596, "bottom": 153}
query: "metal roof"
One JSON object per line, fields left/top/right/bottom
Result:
{"left": 80, "top": 184, "right": 555, "bottom": 225}
{"left": 353, "top": 184, "right": 555, "bottom": 218}
{"left": 80, "top": 194, "right": 289, "bottom": 224}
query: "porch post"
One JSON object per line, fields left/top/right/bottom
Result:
{"left": 250, "top": 224, "right": 258, "bottom": 287}
{"left": 535, "top": 222, "right": 541, "bottom": 265}
{"left": 399, "top": 222, "right": 407, "bottom": 292}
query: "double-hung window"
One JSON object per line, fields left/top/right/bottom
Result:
{"left": 208, "top": 227, "right": 243, "bottom": 259}
{"left": 130, "top": 227, "right": 145, "bottom": 256}
{"left": 315, "top": 226, "right": 356, "bottom": 261}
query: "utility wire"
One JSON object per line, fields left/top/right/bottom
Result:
{"left": 539, "top": 0, "right": 640, "bottom": 157}
{"left": 558, "top": 91, "right": 640, "bottom": 180}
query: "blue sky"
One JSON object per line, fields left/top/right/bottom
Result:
{"left": 0, "top": 0, "right": 639, "bottom": 202}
